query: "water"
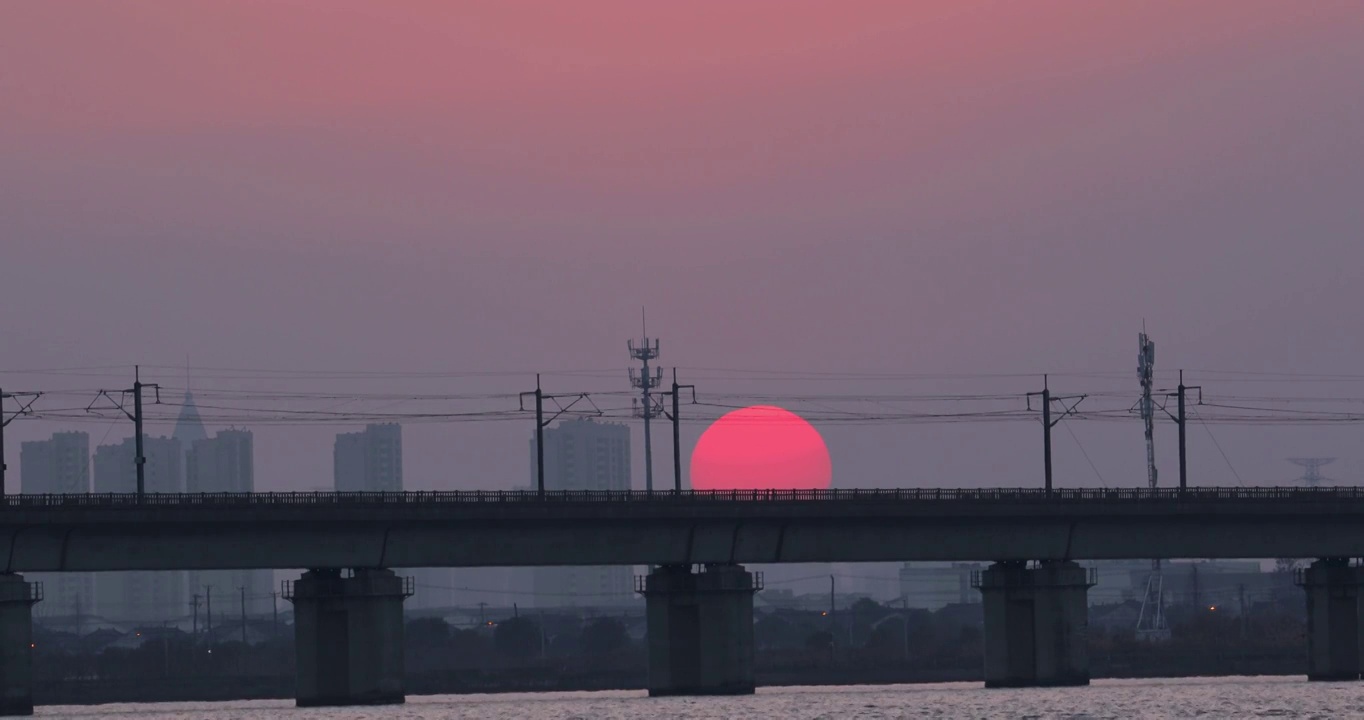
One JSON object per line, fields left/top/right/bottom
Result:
{"left": 32, "top": 677, "right": 1363, "bottom": 719}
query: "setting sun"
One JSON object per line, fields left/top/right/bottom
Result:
{"left": 690, "top": 405, "right": 831, "bottom": 491}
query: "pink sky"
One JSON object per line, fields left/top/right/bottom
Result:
{"left": 2, "top": 1, "right": 1363, "bottom": 494}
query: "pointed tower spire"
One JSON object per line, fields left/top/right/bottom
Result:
{"left": 173, "top": 358, "right": 207, "bottom": 455}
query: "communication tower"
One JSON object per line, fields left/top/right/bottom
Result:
{"left": 1288, "top": 458, "right": 1337, "bottom": 486}
{"left": 1134, "top": 331, "right": 1170, "bottom": 641}
{"left": 629, "top": 312, "right": 662, "bottom": 492}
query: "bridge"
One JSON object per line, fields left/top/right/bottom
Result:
{"left": 0, "top": 487, "right": 1360, "bottom": 712}
{"left": 4, "top": 487, "right": 1364, "bottom": 571}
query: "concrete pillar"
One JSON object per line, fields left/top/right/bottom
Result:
{"left": 286, "top": 568, "right": 412, "bottom": 707}
{"left": 1298, "top": 558, "right": 1364, "bottom": 681}
{"left": 975, "top": 560, "right": 1094, "bottom": 688}
{"left": 0, "top": 575, "right": 40, "bottom": 716}
{"left": 640, "top": 564, "right": 759, "bottom": 696}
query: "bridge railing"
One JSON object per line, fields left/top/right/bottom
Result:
{"left": 1, "top": 486, "right": 1362, "bottom": 509}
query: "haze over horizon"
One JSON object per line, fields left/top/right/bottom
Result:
{"left": 3, "top": 1, "right": 1363, "bottom": 493}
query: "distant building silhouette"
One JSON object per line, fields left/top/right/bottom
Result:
{"left": 528, "top": 418, "right": 634, "bottom": 608}
{"left": 93, "top": 436, "right": 186, "bottom": 624}
{"left": 94, "top": 436, "right": 183, "bottom": 494}
{"left": 330, "top": 424, "right": 451, "bottom": 608}
{"left": 20, "top": 432, "right": 95, "bottom": 626}
{"left": 20, "top": 432, "right": 89, "bottom": 495}
{"left": 187, "top": 430, "right": 271, "bottom": 614}
{"left": 187, "top": 429, "right": 253, "bottom": 493}
{"left": 172, "top": 390, "right": 208, "bottom": 458}
{"left": 533, "top": 418, "right": 631, "bottom": 492}
{"left": 333, "top": 424, "right": 402, "bottom": 492}
{"left": 898, "top": 563, "right": 983, "bottom": 610}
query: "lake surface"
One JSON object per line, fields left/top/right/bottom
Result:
{"left": 32, "top": 677, "right": 1361, "bottom": 719}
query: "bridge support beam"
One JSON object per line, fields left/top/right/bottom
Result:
{"left": 0, "top": 575, "right": 39, "bottom": 717}
{"left": 639, "top": 564, "right": 760, "bottom": 696}
{"left": 975, "top": 560, "right": 1094, "bottom": 688}
{"left": 1299, "top": 559, "right": 1364, "bottom": 681}
{"left": 286, "top": 568, "right": 412, "bottom": 707}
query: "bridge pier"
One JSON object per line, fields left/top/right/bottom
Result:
{"left": 0, "top": 575, "right": 39, "bottom": 717}
{"left": 285, "top": 568, "right": 413, "bottom": 707}
{"left": 638, "top": 564, "right": 760, "bottom": 696}
{"left": 1298, "top": 559, "right": 1364, "bottom": 681}
{"left": 974, "top": 560, "right": 1094, "bottom": 688}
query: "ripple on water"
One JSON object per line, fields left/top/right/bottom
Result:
{"left": 32, "top": 677, "right": 1349, "bottom": 720}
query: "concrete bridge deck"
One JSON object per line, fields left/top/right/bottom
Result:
{"left": 1, "top": 487, "right": 1364, "bottom": 707}
{"left": 2, "top": 487, "right": 1361, "bottom": 572}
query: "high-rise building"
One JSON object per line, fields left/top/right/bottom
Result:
{"left": 528, "top": 418, "right": 634, "bottom": 607}
{"left": 333, "top": 424, "right": 402, "bottom": 492}
{"left": 93, "top": 436, "right": 186, "bottom": 624}
{"left": 20, "top": 432, "right": 95, "bottom": 627}
{"left": 187, "top": 430, "right": 272, "bottom": 615}
{"left": 20, "top": 432, "right": 90, "bottom": 494}
{"left": 332, "top": 424, "right": 441, "bottom": 607}
{"left": 187, "top": 429, "right": 253, "bottom": 493}
{"left": 94, "top": 436, "right": 184, "bottom": 494}
{"left": 531, "top": 418, "right": 631, "bottom": 492}
{"left": 172, "top": 390, "right": 208, "bottom": 463}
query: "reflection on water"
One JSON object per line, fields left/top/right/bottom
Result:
{"left": 34, "top": 677, "right": 1364, "bottom": 719}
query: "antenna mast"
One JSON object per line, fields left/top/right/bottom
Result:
{"left": 628, "top": 310, "right": 662, "bottom": 492}
{"left": 1135, "top": 330, "right": 1169, "bottom": 641}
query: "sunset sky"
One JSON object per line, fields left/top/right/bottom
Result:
{"left": 2, "top": 1, "right": 1363, "bottom": 494}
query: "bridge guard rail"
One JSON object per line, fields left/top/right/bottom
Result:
{"left": 2, "top": 486, "right": 1361, "bottom": 509}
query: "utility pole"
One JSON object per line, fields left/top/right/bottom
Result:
{"left": 829, "top": 575, "right": 836, "bottom": 622}
{"left": 828, "top": 575, "right": 836, "bottom": 663}
{"left": 239, "top": 586, "right": 247, "bottom": 647}
{"left": 902, "top": 594, "right": 910, "bottom": 661}
{"left": 1238, "top": 583, "right": 1248, "bottom": 640}
{"left": 1178, "top": 372, "right": 1188, "bottom": 491}
{"left": 531, "top": 376, "right": 543, "bottom": 496}
{"left": 628, "top": 314, "right": 662, "bottom": 493}
{"left": 1026, "top": 376, "right": 1085, "bottom": 493}
{"left": 190, "top": 594, "right": 201, "bottom": 636}
{"left": 133, "top": 368, "right": 147, "bottom": 495}
{"left": 519, "top": 377, "right": 600, "bottom": 495}
{"left": 657, "top": 370, "right": 696, "bottom": 493}
{"left": 539, "top": 610, "right": 547, "bottom": 660}
{"left": 0, "top": 390, "right": 40, "bottom": 497}
{"left": 1190, "top": 564, "right": 1201, "bottom": 608}
{"left": 1163, "top": 370, "right": 1201, "bottom": 492}
{"left": 271, "top": 591, "right": 279, "bottom": 640}
{"left": 1177, "top": 372, "right": 1187, "bottom": 491}
{"left": 87, "top": 367, "right": 161, "bottom": 497}
{"left": 204, "top": 585, "right": 213, "bottom": 643}
{"left": 1042, "top": 381, "right": 1052, "bottom": 490}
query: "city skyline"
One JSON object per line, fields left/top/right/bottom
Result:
{"left": 3, "top": 1, "right": 1362, "bottom": 709}
{"left": 4, "top": 2, "right": 1363, "bottom": 502}
{"left": 4, "top": 354, "right": 1357, "bottom": 497}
